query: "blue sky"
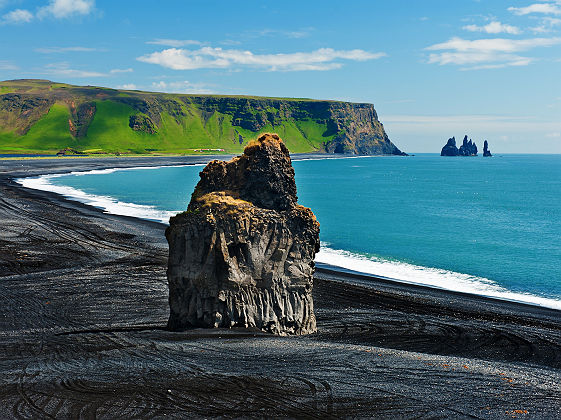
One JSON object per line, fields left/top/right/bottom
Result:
{"left": 1, "top": 0, "right": 560, "bottom": 153}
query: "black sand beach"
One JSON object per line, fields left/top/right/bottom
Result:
{"left": 1, "top": 157, "right": 560, "bottom": 419}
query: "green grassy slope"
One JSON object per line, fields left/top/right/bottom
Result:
{"left": 0, "top": 79, "right": 403, "bottom": 156}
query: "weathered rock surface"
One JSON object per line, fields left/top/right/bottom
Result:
{"left": 441, "top": 137, "right": 459, "bottom": 156}
{"left": 483, "top": 140, "right": 492, "bottom": 157}
{"left": 166, "top": 133, "right": 320, "bottom": 335}
{"left": 459, "top": 135, "right": 478, "bottom": 156}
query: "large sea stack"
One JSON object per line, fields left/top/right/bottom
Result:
{"left": 483, "top": 140, "right": 492, "bottom": 157}
{"left": 166, "top": 133, "right": 320, "bottom": 335}
{"left": 458, "top": 135, "right": 478, "bottom": 156}
{"left": 441, "top": 137, "right": 460, "bottom": 156}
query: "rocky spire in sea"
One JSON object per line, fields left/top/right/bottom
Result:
{"left": 441, "top": 137, "right": 459, "bottom": 156}
{"left": 165, "top": 133, "right": 320, "bottom": 335}
{"left": 458, "top": 135, "right": 478, "bottom": 156}
{"left": 483, "top": 140, "right": 492, "bottom": 157}
{"left": 441, "top": 135, "right": 479, "bottom": 156}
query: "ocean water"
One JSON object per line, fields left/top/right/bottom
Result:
{"left": 20, "top": 154, "right": 561, "bottom": 309}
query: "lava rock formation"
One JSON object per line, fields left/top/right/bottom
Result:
{"left": 166, "top": 133, "right": 320, "bottom": 335}
{"left": 459, "top": 135, "right": 478, "bottom": 156}
{"left": 483, "top": 140, "right": 492, "bottom": 157}
{"left": 441, "top": 137, "right": 460, "bottom": 156}
{"left": 441, "top": 135, "right": 479, "bottom": 156}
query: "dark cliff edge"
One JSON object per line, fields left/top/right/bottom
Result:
{"left": 0, "top": 79, "right": 406, "bottom": 156}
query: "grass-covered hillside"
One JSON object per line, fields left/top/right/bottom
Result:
{"left": 0, "top": 79, "right": 405, "bottom": 156}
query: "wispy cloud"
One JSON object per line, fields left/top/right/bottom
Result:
{"left": 35, "top": 46, "right": 101, "bottom": 53}
{"left": 530, "top": 16, "right": 561, "bottom": 33}
{"left": 508, "top": 2, "right": 561, "bottom": 16}
{"left": 116, "top": 83, "right": 138, "bottom": 90}
{"left": 42, "top": 62, "right": 106, "bottom": 78}
{"left": 147, "top": 39, "right": 202, "bottom": 47}
{"left": 382, "top": 114, "right": 561, "bottom": 135}
{"left": 251, "top": 28, "right": 314, "bottom": 39}
{"left": 37, "top": 0, "right": 95, "bottom": 19}
{"left": 425, "top": 36, "right": 561, "bottom": 69}
{"left": 2, "top": 0, "right": 95, "bottom": 24}
{"left": 110, "top": 68, "right": 133, "bottom": 74}
{"left": 463, "top": 21, "right": 521, "bottom": 34}
{"left": 0, "top": 60, "right": 18, "bottom": 70}
{"left": 1, "top": 8, "right": 33, "bottom": 24}
{"left": 138, "top": 47, "right": 386, "bottom": 72}
{"left": 151, "top": 80, "right": 214, "bottom": 94}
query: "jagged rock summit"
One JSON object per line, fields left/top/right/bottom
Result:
{"left": 441, "top": 135, "right": 478, "bottom": 156}
{"left": 166, "top": 133, "right": 320, "bottom": 335}
{"left": 459, "top": 135, "right": 478, "bottom": 156}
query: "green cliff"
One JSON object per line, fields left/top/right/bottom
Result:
{"left": 0, "top": 79, "right": 405, "bottom": 156}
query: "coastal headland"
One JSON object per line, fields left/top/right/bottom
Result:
{"left": 1, "top": 156, "right": 561, "bottom": 418}
{"left": 0, "top": 79, "right": 405, "bottom": 156}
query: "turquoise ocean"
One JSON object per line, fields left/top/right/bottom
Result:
{"left": 20, "top": 154, "right": 561, "bottom": 309}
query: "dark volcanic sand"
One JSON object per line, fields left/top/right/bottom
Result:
{"left": 1, "top": 157, "right": 560, "bottom": 419}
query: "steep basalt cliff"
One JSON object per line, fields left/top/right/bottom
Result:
{"left": 0, "top": 79, "right": 405, "bottom": 155}
{"left": 189, "top": 96, "right": 405, "bottom": 155}
{"left": 166, "top": 133, "right": 320, "bottom": 335}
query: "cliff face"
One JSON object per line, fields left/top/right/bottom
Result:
{"left": 189, "top": 96, "right": 405, "bottom": 155}
{"left": 166, "top": 133, "right": 320, "bottom": 335}
{"left": 0, "top": 79, "right": 404, "bottom": 155}
{"left": 325, "top": 102, "right": 404, "bottom": 155}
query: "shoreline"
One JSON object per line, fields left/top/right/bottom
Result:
{"left": 10, "top": 155, "right": 561, "bottom": 313}
{"left": 1, "top": 155, "right": 561, "bottom": 416}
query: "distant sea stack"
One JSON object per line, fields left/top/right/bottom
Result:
{"left": 0, "top": 79, "right": 406, "bottom": 156}
{"left": 441, "top": 135, "right": 478, "bottom": 156}
{"left": 441, "top": 137, "right": 460, "bottom": 156}
{"left": 458, "top": 135, "right": 478, "bottom": 156}
{"left": 166, "top": 133, "right": 320, "bottom": 335}
{"left": 483, "top": 140, "right": 492, "bottom": 157}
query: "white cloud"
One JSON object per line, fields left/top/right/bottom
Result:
{"left": 1, "top": 8, "right": 33, "bottom": 24}
{"left": 508, "top": 3, "right": 561, "bottom": 16}
{"left": 151, "top": 80, "right": 214, "bottom": 94}
{"left": 425, "top": 36, "right": 561, "bottom": 69}
{"left": 110, "top": 68, "right": 133, "bottom": 74}
{"left": 545, "top": 131, "right": 561, "bottom": 137}
{"left": 35, "top": 46, "right": 100, "bottom": 53}
{"left": 463, "top": 21, "right": 521, "bottom": 34}
{"left": 43, "top": 62, "right": 106, "bottom": 77}
{"left": 147, "top": 39, "right": 202, "bottom": 47}
{"left": 38, "top": 0, "right": 95, "bottom": 19}
{"left": 117, "top": 83, "right": 138, "bottom": 90}
{"left": 138, "top": 47, "right": 386, "bottom": 72}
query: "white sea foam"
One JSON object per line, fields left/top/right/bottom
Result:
{"left": 316, "top": 247, "right": 561, "bottom": 310}
{"left": 18, "top": 174, "right": 180, "bottom": 223}
{"left": 17, "top": 162, "right": 561, "bottom": 311}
